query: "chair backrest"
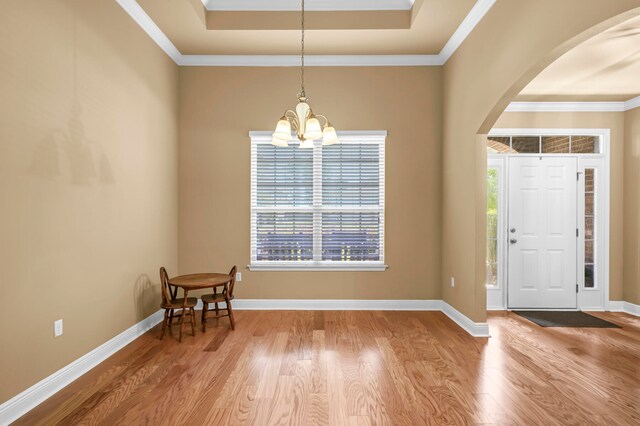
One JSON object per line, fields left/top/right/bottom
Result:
{"left": 227, "top": 265, "right": 237, "bottom": 298}
{"left": 159, "top": 267, "right": 171, "bottom": 305}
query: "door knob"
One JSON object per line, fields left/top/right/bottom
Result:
{"left": 510, "top": 228, "right": 516, "bottom": 233}
{"left": 510, "top": 238, "right": 518, "bottom": 244}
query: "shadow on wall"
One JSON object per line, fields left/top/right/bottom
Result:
{"left": 134, "top": 274, "right": 161, "bottom": 321}
{"left": 27, "top": 10, "right": 114, "bottom": 186}
{"left": 29, "top": 102, "right": 115, "bottom": 185}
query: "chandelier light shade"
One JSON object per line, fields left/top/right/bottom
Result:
{"left": 271, "top": 0, "right": 339, "bottom": 148}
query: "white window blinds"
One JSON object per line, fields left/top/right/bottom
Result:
{"left": 250, "top": 131, "right": 386, "bottom": 271}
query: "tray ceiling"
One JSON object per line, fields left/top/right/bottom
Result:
{"left": 518, "top": 15, "right": 640, "bottom": 102}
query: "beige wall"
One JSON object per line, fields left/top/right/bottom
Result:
{"left": 178, "top": 67, "right": 442, "bottom": 300}
{"left": 0, "top": 0, "right": 179, "bottom": 404}
{"left": 624, "top": 107, "right": 640, "bottom": 304}
{"left": 493, "top": 111, "right": 626, "bottom": 301}
{"left": 442, "top": 0, "right": 640, "bottom": 322}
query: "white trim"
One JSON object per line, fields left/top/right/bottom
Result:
{"left": 488, "top": 128, "right": 611, "bottom": 312}
{"left": 115, "top": 0, "right": 182, "bottom": 63}
{"left": 608, "top": 300, "right": 623, "bottom": 312}
{"left": 0, "top": 310, "right": 165, "bottom": 425}
{"left": 249, "top": 130, "right": 388, "bottom": 141}
{"left": 439, "top": 0, "right": 495, "bottom": 63}
{"left": 248, "top": 262, "right": 388, "bottom": 271}
{"left": 202, "top": 0, "right": 414, "bottom": 11}
{"left": 608, "top": 301, "right": 640, "bottom": 317}
{"left": 486, "top": 157, "right": 507, "bottom": 310}
{"left": 180, "top": 54, "right": 444, "bottom": 67}
{"left": 625, "top": 95, "right": 640, "bottom": 111}
{"left": 250, "top": 131, "right": 386, "bottom": 269}
{"left": 233, "top": 299, "right": 440, "bottom": 310}
{"left": 441, "top": 301, "right": 491, "bottom": 337}
{"left": 116, "top": 0, "right": 495, "bottom": 67}
{"left": 506, "top": 96, "right": 640, "bottom": 113}
{"left": 623, "top": 301, "right": 640, "bottom": 316}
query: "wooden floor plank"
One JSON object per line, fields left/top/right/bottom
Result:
{"left": 11, "top": 310, "right": 640, "bottom": 425}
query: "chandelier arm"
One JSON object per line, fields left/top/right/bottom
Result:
{"left": 315, "top": 114, "right": 330, "bottom": 126}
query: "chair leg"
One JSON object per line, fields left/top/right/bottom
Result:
{"left": 202, "top": 303, "right": 208, "bottom": 332}
{"left": 190, "top": 307, "right": 196, "bottom": 336}
{"left": 160, "top": 309, "right": 169, "bottom": 339}
{"left": 169, "top": 309, "right": 174, "bottom": 326}
{"left": 179, "top": 308, "right": 187, "bottom": 342}
{"left": 214, "top": 302, "right": 219, "bottom": 318}
{"left": 226, "top": 299, "right": 235, "bottom": 330}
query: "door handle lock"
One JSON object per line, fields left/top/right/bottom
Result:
{"left": 510, "top": 228, "right": 516, "bottom": 233}
{"left": 510, "top": 238, "right": 518, "bottom": 244}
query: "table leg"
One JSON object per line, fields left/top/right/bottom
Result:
{"left": 179, "top": 290, "right": 189, "bottom": 342}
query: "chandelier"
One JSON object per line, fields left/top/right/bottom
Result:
{"left": 271, "top": 0, "right": 340, "bottom": 148}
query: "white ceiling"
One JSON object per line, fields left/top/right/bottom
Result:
{"left": 201, "top": 0, "right": 414, "bottom": 12}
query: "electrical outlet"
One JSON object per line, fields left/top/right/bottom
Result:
{"left": 450, "top": 277, "right": 455, "bottom": 288}
{"left": 54, "top": 319, "right": 63, "bottom": 337}
{"left": 236, "top": 272, "right": 242, "bottom": 282}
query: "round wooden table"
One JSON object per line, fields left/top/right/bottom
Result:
{"left": 168, "top": 273, "right": 234, "bottom": 333}
{"left": 168, "top": 273, "right": 232, "bottom": 291}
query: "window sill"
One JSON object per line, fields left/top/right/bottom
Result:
{"left": 248, "top": 262, "right": 388, "bottom": 272}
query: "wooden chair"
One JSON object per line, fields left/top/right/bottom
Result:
{"left": 159, "top": 267, "right": 197, "bottom": 342}
{"left": 201, "top": 265, "right": 237, "bottom": 331}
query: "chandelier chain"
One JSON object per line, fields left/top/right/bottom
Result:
{"left": 300, "top": 0, "right": 305, "bottom": 98}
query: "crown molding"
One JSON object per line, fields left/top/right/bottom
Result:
{"left": 115, "top": 0, "right": 181, "bottom": 63}
{"left": 117, "top": 0, "right": 494, "bottom": 67}
{"left": 505, "top": 96, "right": 640, "bottom": 113}
{"left": 201, "top": 0, "right": 414, "bottom": 12}
{"left": 179, "top": 54, "right": 443, "bottom": 66}
{"left": 625, "top": 95, "right": 640, "bottom": 111}
{"left": 439, "top": 0, "right": 495, "bottom": 62}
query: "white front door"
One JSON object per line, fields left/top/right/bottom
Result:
{"left": 508, "top": 156, "right": 578, "bottom": 309}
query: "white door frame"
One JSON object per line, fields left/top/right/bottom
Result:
{"left": 486, "top": 128, "right": 611, "bottom": 311}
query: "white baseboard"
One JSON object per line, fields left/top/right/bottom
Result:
{"left": 608, "top": 301, "right": 624, "bottom": 312}
{"left": 232, "top": 299, "right": 442, "bottom": 311}
{"left": 622, "top": 301, "right": 640, "bottom": 317}
{"left": 0, "top": 310, "right": 165, "bottom": 425}
{"left": 441, "top": 302, "right": 491, "bottom": 337}
{"left": 0, "top": 298, "right": 488, "bottom": 423}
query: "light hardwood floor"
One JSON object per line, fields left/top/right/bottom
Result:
{"left": 13, "top": 310, "right": 640, "bottom": 425}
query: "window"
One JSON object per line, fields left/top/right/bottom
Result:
{"left": 249, "top": 131, "right": 386, "bottom": 271}
{"left": 584, "top": 168, "right": 596, "bottom": 288}
{"left": 487, "top": 135, "right": 601, "bottom": 154}
{"left": 486, "top": 168, "right": 499, "bottom": 286}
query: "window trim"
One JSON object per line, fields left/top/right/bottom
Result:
{"left": 248, "top": 130, "right": 388, "bottom": 272}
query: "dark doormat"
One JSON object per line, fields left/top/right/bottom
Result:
{"left": 513, "top": 311, "right": 620, "bottom": 328}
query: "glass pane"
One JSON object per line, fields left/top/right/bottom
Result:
{"left": 321, "top": 213, "right": 380, "bottom": 261}
{"left": 486, "top": 168, "right": 499, "bottom": 286}
{"left": 585, "top": 216, "right": 594, "bottom": 240}
{"left": 512, "top": 136, "right": 540, "bottom": 153}
{"left": 256, "top": 143, "right": 313, "bottom": 206}
{"left": 486, "top": 261, "right": 498, "bottom": 287}
{"left": 571, "top": 136, "right": 598, "bottom": 153}
{"left": 585, "top": 264, "right": 595, "bottom": 288}
{"left": 585, "top": 169, "right": 595, "bottom": 192}
{"left": 585, "top": 240, "right": 594, "bottom": 264}
{"left": 256, "top": 212, "right": 313, "bottom": 261}
{"left": 585, "top": 193, "right": 594, "bottom": 216}
{"left": 542, "top": 136, "right": 570, "bottom": 153}
{"left": 487, "top": 137, "right": 512, "bottom": 154}
{"left": 322, "top": 143, "right": 380, "bottom": 206}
